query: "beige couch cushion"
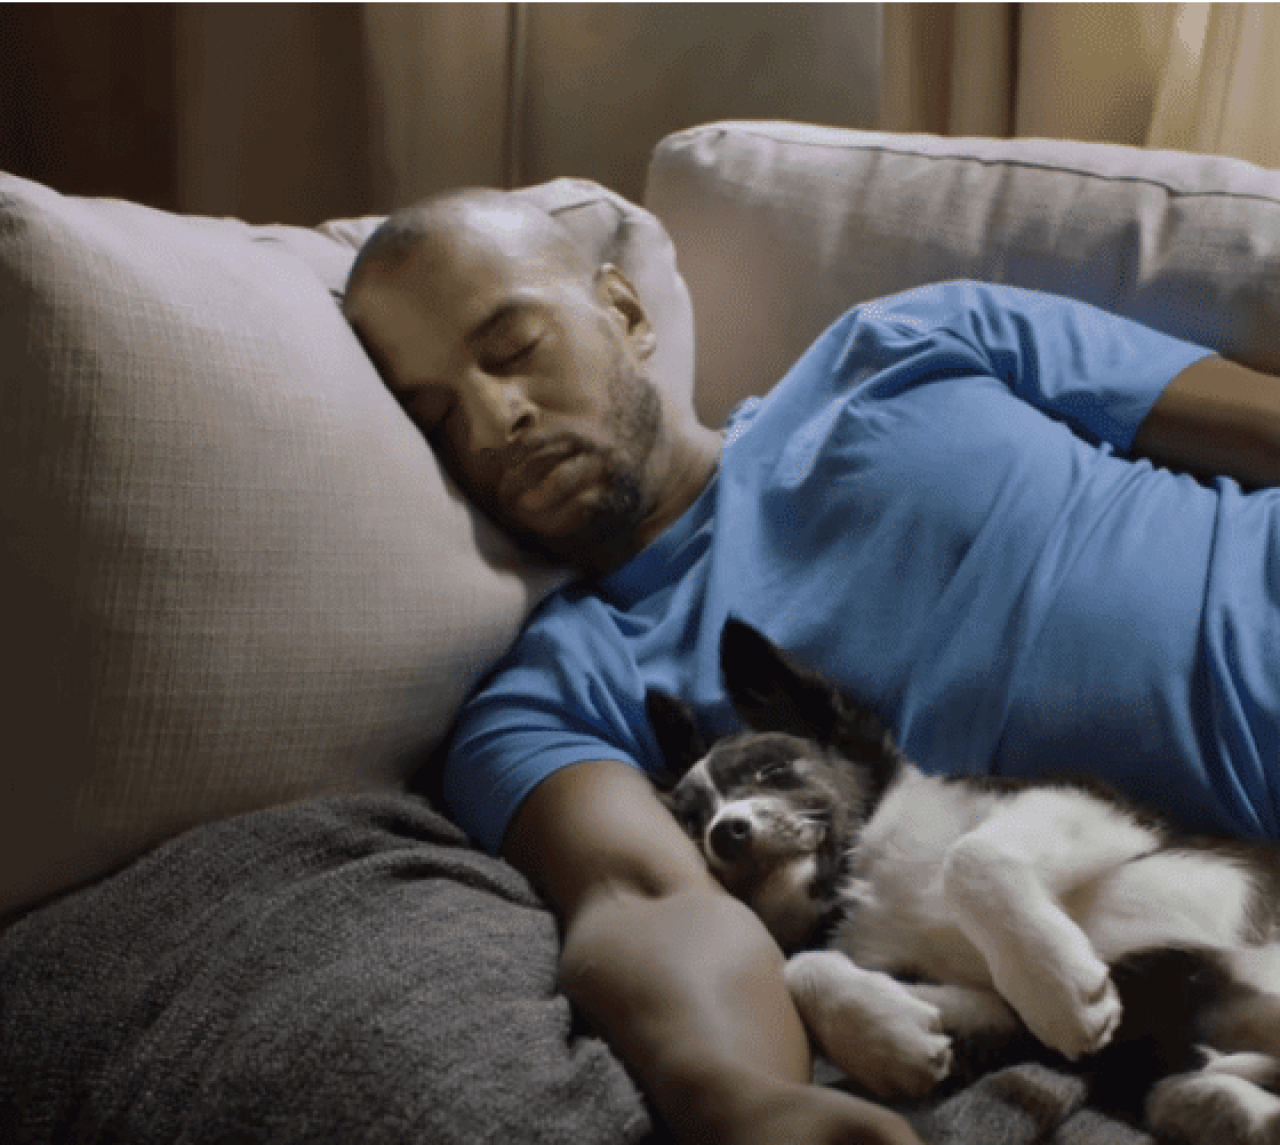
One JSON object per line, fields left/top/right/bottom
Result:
{"left": 645, "top": 120, "right": 1280, "bottom": 427}
{"left": 0, "top": 174, "right": 692, "bottom": 919}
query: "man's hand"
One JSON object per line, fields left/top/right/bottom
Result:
{"left": 501, "top": 760, "right": 928, "bottom": 1145}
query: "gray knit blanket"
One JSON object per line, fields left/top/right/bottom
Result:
{"left": 0, "top": 792, "right": 1156, "bottom": 1144}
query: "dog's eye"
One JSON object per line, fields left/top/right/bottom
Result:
{"left": 755, "top": 763, "right": 790, "bottom": 784}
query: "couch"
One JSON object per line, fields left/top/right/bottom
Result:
{"left": 4, "top": 119, "right": 1280, "bottom": 1144}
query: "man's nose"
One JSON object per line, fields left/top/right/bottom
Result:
{"left": 464, "top": 375, "right": 536, "bottom": 453}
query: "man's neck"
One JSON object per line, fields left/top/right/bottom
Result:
{"left": 581, "top": 423, "right": 722, "bottom": 580}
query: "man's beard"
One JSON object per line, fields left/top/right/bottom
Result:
{"left": 460, "top": 354, "right": 664, "bottom": 576}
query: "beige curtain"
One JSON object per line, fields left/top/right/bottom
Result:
{"left": 360, "top": 2, "right": 883, "bottom": 207}
{"left": 360, "top": 4, "right": 513, "bottom": 205}
{"left": 167, "top": 2, "right": 1280, "bottom": 223}
{"left": 1146, "top": 3, "right": 1280, "bottom": 168}
{"left": 881, "top": 2, "right": 1280, "bottom": 170}
{"left": 879, "top": 3, "right": 1172, "bottom": 143}
{"left": 878, "top": 3, "right": 1020, "bottom": 137}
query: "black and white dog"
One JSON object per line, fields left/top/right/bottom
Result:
{"left": 647, "top": 619, "right": 1280, "bottom": 1145}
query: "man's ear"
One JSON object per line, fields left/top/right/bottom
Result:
{"left": 596, "top": 264, "right": 655, "bottom": 359}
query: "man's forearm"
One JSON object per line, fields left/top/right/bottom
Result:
{"left": 1134, "top": 355, "right": 1280, "bottom": 488}
{"left": 500, "top": 759, "right": 923, "bottom": 1144}
{"left": 558, "top": 881, "right": 814, "bottom": 1139}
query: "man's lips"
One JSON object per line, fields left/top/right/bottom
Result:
{"left": 519, "top": 453, "right": 599, "bottom": 513}
{"left": 500, "top": 440, "right": 597, "bottom": 514}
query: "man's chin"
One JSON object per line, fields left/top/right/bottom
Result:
{"left": 496, "top": 495, "right": 643, "bottom": 576}
{"left": 507, "top": 517, "right": 631, "bottom": 574}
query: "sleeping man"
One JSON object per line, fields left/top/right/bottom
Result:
{"left": 343, "top": 188, "right": 1280, "bottom": 1145}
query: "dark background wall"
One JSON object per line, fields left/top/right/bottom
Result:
{"left": 1, "top": 5, "right": 182, "bottom": 209}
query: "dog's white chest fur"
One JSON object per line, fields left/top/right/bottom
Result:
{"left": 834, "top": 766, "right": 1000, "bottom": 986}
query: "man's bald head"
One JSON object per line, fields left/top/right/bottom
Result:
{"left": 340, "top": 186, "right": 721, "bottom": 575}
{"left": 344, "top": 188, "right": 595, "bottom": 315}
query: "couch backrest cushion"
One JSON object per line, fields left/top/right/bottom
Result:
{"left": 0, "top": 174, "right": 692, "bottom": 920}
{"left": 645, "top": 120, "right": 1280, "bottom": 428}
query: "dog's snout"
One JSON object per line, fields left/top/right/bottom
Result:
{"left": 709, "top": 816, "right": 753, "bottom": 862}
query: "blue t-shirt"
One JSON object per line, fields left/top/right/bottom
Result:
{"left": 444, "top": 280, "right": 1280, "bottom": 852}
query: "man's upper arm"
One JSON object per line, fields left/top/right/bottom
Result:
{"left": 1132, "top": 355, "right": 1280, "bottom": 488}
{"left": 501, "top": 759, "right": 714, "bottom": 921}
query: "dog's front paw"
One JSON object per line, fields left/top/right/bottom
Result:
{"left": 787, "top": 952, "right": 953, "bottom": 1099}
{"left": 991, "top": 947, "right": 1122, "bottom": 1061}
{"left": 838, "top": 983, "right": 953, "bottom": 1099}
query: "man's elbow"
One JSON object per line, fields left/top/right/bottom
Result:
{"left": 1134, "top": 356, "right": 1280, "bottom": 488}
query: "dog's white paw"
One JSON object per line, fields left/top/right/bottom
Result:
{"left": 990, "top": 946, "right": 1121, "bottom": 1061}
{"left": 906, "top": 982, "right": 1019, "bottom": 1039}
{"left": 787, "top": 952, "right": 952, "bottom": 1099}
{"left": 838, "top": 982, "right": 953, "bottom": 1099}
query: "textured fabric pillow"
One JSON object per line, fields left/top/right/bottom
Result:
{"left": 0, "top": 792, "right": 665, "bottom": 1145}
{"left": 645, "top": 120, "right": 1280, "bottom": 427}
{"left": 0, "top": 174, "right": 693, "bottom": 920}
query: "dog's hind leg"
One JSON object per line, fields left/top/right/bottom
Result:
{"left": 900, "top": 982, "right": 1037, "bottom": 1086}
{"left": 902, "top": 982, "right": 1019, "bottom": 1038}
{"left": 1148, "top": 1053, "right": 1280, "bottom": 1145}
{"left": 1206, "top": 945, "right": 1280, "bottom": 1059}
{"left": 1205, "top": 991, "right": 1280, "bottom": 1060}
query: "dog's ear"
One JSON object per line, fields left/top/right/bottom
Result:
{"left": 720, "top": 619, "right": 849, "bottom": 741}
{"left": 720, "top": 620, "right": 904, "bottom": 798}
{"left": 645, "top": 689, "right": 708, "bottom": 784}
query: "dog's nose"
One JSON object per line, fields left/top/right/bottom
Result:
{"left": 709, "top": 816, "right": 753, "bottom": 863}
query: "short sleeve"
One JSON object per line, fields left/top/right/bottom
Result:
{"left": 850, "top": 281, "right": 1216, "bottom": 451}
{"left": 442, "top": 593, "right": 654, "bottom": 854}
